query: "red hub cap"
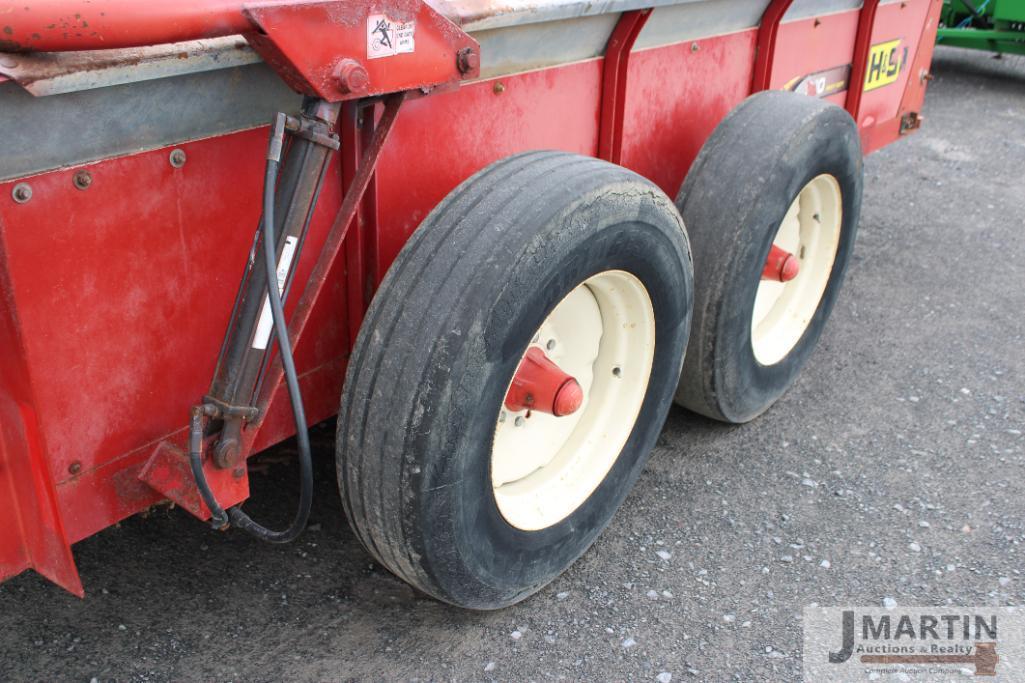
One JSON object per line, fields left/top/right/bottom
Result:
{"left": 761, "top": 244, "right": 800, "bottom": 282}
{"left": 505, "top": 347, "right": 584, "bottom": 417}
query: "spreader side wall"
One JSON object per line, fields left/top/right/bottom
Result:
{"left": 0, "top": 0, "right": 941, "bottom": 591}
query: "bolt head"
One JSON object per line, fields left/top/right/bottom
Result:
{"left": 215, "top": 439, "right": 240, "bottom": 468}
{"left": 457, "top": 47, "right": 479, "bottom": 75}
{"left": 514, "top": 416, "right": 525, "bottom": 427}
{"left": 73, "top": 170, "right": 92, "bottom": 190}
{"left": 68, "top": 461, "right": 82, "bottom": 475}
{"left": 169, "top": 149, "right": 187, "bottom": 168}
{"left": 11, "top": 183, "right": 32, "bottom": 204}
{"left": 335, "top": 59, "right": 370, "bottom": 95}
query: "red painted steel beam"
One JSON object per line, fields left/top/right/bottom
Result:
{"left": 598, "top": 9, "right": 650, "bottom": 164}
{"left": 750, "top": 0, "right": 795, "bottom": 92}
{"left": 0, "top": 1, "right": 250, "bottom": 52}
{"left": 844, "top": 0, "right": 883, "bottom": 120}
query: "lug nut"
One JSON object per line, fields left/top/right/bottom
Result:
{"left": 169, "top": 149, "right": 187, "bottom": 168}
{"left": 73, "top": 170, "right": 92, "bottom": 190}
{"left": 11, "top": 183, "right": 32, "bottom": 204}
{"left": 514, "top": 416, "right": 525, "bottom": 427}
{"left": 546, "top": 339, "right": 556, "bottom": 350}
{"left": 456, "top": 47, "right": 479, "bottom": 75}
{"left": 335, "top": 59, "right": 370, "bottom": 95}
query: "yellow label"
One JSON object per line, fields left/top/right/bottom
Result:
{"left": 864, "top": 39, "right": 906, "bottom": 92}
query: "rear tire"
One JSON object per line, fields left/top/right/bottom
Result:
{"left": 674, "top": 91, "right": 863, "bottom": 423}
{"left": 336, "top": 151, "right": 693, "bottom": 609}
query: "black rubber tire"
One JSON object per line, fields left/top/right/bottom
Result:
{"left": 674, "top": 91, "right": 863, "bottom": 424}
{"left": 336, "top": 151, "right": 693, "bottom": 609}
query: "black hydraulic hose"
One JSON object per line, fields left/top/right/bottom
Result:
{"left": 958, "top": 0, "right": 991, "bottom": 26}
{"left": 189, "top": 114, "right": 314, "bottom": 543}
{"left": 225, "top": 144, "right": 315, "bottom": 543}
{"left": 188, "top": 406, "right": 230, "bottom": 530}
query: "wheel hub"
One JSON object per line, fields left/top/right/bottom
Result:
{"left": 490, "top": 270, "right": 655, "bottom": 531}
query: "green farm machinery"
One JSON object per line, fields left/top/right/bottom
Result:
{"left": 939, "top": 0, "right": 1025, "bottom": 55}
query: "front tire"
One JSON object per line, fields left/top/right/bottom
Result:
{"left": 336, "top": 151, "right": 693, "bottom": 609}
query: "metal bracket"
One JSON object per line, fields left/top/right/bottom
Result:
{"left": 200, "top": 396, "right": 260, "bottom": 422}
{"left": 285, "top": 114, "right": 342, "bottom": 151}
{"left": 242, "top": 0, "right": 480, "bottom": 102}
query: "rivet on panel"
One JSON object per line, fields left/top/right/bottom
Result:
{"left": 73, "top": 170, "right": 92, "bottom": 191}
{"left": 169, "top": 149, "right": 187, "bottom": 168}
{"left": 11, "top": 183, "right": 32, "bottom": 204}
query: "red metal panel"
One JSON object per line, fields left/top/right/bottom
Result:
{"left": 0, "top": 127, "right": 349, "bottom": 548}
{"left": 856, "top": 0, "right": 939, "bottom": 150}
{"left": 374, "top": 59, "right": 604, "bottom": 273}
{"left": 597, "top": 9, "right": 650, "bottom": 164}
{"left": 619, "top": 29, "right": 758, "bottom": 197}
{"left": 765, "top": 0, "right": 936, "bottom": 151}
{"left": 0, "top": 226, "right": 81, "bottom": 594}
{"left": 768, "top": 11, "right": 859, "bottom": 105}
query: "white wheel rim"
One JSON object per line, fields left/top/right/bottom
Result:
{"left": 490, "top": 270, "right": 655, "bottom": 531}
{"left": 751, "top": 174, "right": 843, "bottom": 366}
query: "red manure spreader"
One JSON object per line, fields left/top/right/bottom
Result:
{"left": 0, "top": 0, "right": 941, "bottom": 608}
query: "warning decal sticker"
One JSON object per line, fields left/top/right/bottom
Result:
{"left": 784, "top": 64, "right": 851, "bottom": 99}
{"left": 368, "top": 15, "right": 415, "bottom": 59}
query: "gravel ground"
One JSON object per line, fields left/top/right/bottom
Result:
{"left": 1, "top": 46, "right": 1023, "bottom": 683}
